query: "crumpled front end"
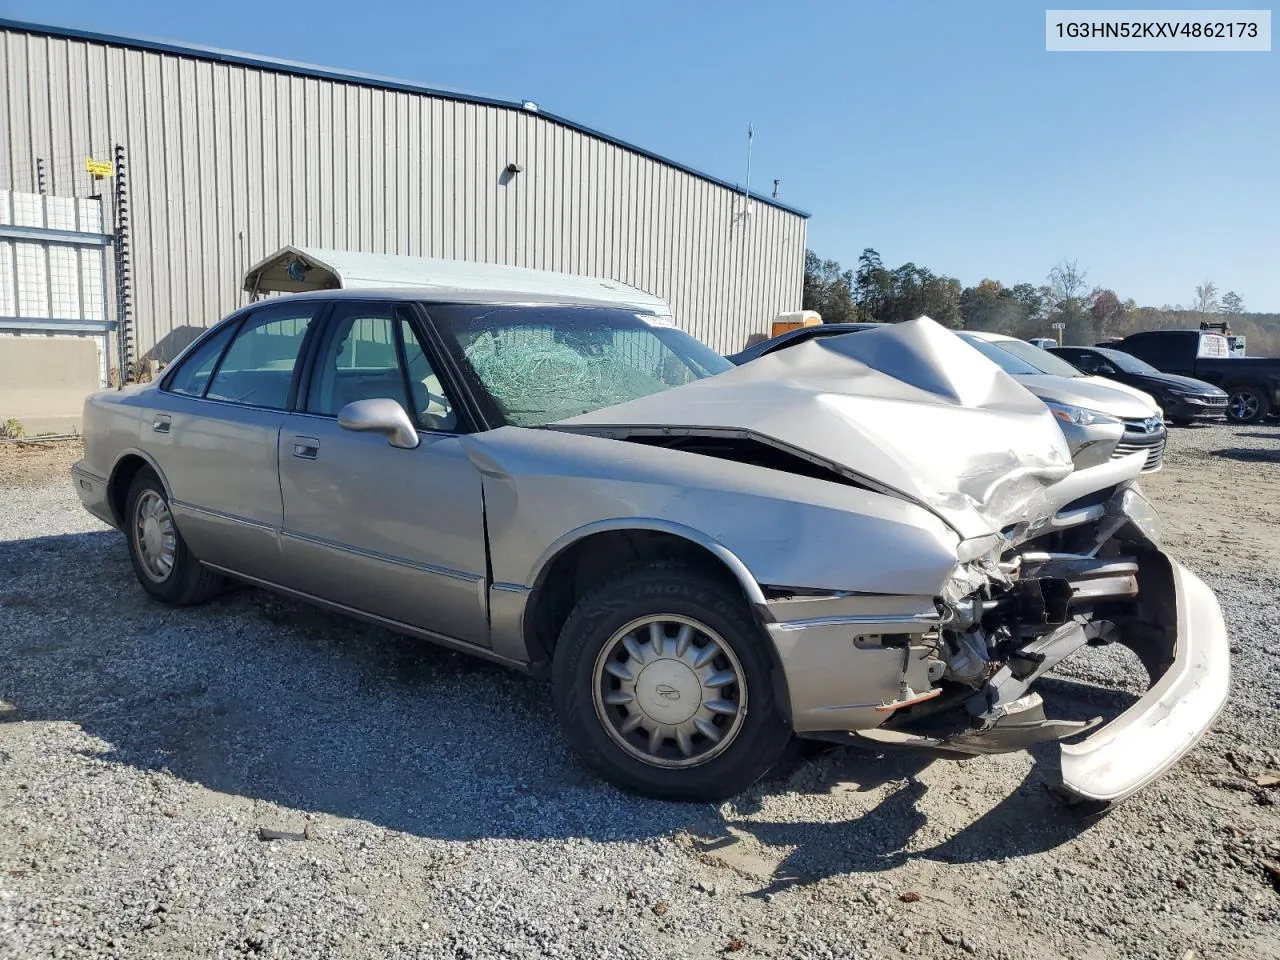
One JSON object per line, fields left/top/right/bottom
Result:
{"left": 769, "top": 485, "right": 1230, "bottom": 808}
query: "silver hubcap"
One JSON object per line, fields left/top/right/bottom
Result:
{"left": 1228, "top": 391, "right": 1259, "bottom": 420}
{"left": 592, "top": 615, "right": 747, "bottom": 768}
{"left": 133, "top": 490, "right": 177, "bottom": 582}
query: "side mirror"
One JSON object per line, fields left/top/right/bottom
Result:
{"left": 337, "top": 398, "right": 420, "bottom": 449}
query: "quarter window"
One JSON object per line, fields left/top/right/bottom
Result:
{"left": 165, "top": 324, "right": 236, "bottom": 397}
{"left": 205, "top": 304, "right": 321, "bottom": 409}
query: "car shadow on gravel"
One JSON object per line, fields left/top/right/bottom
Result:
{"left": 718, "top": 757, "right": 1088, "bottom": 899}
{"left": 1212, "top": 447, "right": 1280, "bottom": 464}
{"left": 700, "top": 671, "right": 1145, "bottom": 896}
{"left": 2, "top": 528, "right": 1134, "bottom": 893}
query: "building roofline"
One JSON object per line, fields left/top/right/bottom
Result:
{"left": 1, "top": 17, "right": 811, "bottom": 219}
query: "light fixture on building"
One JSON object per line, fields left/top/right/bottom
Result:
{"left": 505, "top": 162, "right": 523, "bottom": 175}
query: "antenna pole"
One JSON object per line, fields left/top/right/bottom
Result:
{"left": 744, "top": 124, "right": 754, "bottom": 215}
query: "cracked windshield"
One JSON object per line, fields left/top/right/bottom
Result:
{"left": 435, "top": 305, "right": 733, "bottom": 426}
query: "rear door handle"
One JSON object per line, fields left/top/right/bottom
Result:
{"left": 152, "top": 415, "right": 171, "bottom": 434}
{"left": 292, "top": 436, "right": 320, "bottom": 460}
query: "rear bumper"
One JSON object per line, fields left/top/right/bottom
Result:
{"left": 1058, "top": 558, "right": 1230, "bottom": 805}
{"left": 71, "top": 461, "right": 118, "bottom": 529}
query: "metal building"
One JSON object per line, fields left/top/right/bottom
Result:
{"left": 0, "top": 17, "right": 809, "bottom": 387}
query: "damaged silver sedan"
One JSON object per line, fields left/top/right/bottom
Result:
{"left": 72, "top": 291, "right": 1229, "bottom": 808}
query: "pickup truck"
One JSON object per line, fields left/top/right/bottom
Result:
{"left": 1107, "top": 330, "right": 1280, "bottom": 424}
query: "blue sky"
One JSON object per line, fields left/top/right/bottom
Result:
{"left": 12, "top": 1, "right": 1279, "bottom": 309}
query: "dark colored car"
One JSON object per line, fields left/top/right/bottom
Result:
{"left": 1049, "top": 346, "right": 1228, "bottom": 426}
{"left": 726, "top": 323, "right": 880, "bottom": 365}
{"left": 1104, "top": 330, "right": 1280, "bottom": 424}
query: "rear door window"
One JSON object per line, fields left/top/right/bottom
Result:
{"left": 205, "top": 303, "right": 323, "bottom": 409}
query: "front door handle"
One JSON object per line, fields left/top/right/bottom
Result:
{"left": 152, "top": 414, "right": 171, "bottom": 434}
{"left": 292, "top": 436, "right": 320, "bottom": 460}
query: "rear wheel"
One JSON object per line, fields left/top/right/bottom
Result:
{"left": 552, "top": 564, "right": 791, "bottom": 801}
{"left": 125, "top": 469, "right": 223, "bottom": 605}
{"left": 1226, "top": 386, "right": 1269, "bottom": 424}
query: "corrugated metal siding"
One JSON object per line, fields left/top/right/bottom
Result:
{"left": 2, "top": 27, "right": 806, "bottom": 359}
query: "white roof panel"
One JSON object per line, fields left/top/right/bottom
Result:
{"left": 242, "top": 246, "right": 672, "bottom": 317}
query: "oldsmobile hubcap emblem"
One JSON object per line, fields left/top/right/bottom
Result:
{"left": 592, "top": 615, "right": 747, "bottom": 767}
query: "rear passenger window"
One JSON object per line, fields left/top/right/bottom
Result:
{"left": 166, "top": 324, "right": 236, "bottom": 397}
{"left": 205, "top": 304, "right": 321, "bottom": 409}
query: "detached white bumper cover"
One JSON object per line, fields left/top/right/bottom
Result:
{"left": 1059, "top": 561, "right": 1230, "bottom": 804}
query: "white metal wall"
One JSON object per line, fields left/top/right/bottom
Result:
{"left": 1, "top": 26, "right": 807, "bottom": 359}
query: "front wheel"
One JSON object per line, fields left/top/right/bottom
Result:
{"left": 125, "top": 468, "right": 223, "bottom": 606}
{"left": 552, "top": 564, "right": 791, "bottom": 801}
{"left": 1226, "top": 386, "right": 1270, "bottom": 424}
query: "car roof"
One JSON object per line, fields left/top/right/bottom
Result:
{"left": 957, "top": 330, "right": 1013, "bottom": 343}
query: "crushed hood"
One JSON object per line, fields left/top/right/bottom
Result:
{"left": 558, "top": 317, "right": 1076, "bottom": 540}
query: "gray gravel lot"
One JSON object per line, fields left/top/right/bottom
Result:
{"left": 2, "top": 423, "right": 1278, "bottom": 960}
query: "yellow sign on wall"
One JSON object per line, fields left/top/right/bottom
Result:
{"left": 85, "top": 157, "right": 113, "bottom": 178}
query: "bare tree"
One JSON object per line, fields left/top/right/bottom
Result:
{"left": 1193, "top": 280, "right": 1220, "bottom": 317}
{"left": 1048, "top": 260, "right": 1087, "bottom": 305}
{"left": 1047, "top": 260, "right": 1091, "bottom": 343}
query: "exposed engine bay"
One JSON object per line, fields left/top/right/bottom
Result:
{"left": 876, "top": 546, "right": 1155, "bottom": 754}
{"left": 778, "top": 482, "right": 1225, "bottom": 810}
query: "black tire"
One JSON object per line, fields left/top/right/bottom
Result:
{"left": 124, "top": 468, "right": 223, "bottom": 606}
{"left": 552, "top": 563, "right": 791, "bottom": 801}
{"left": 1225, "top": 385, "right": 1270, "bottom": 424}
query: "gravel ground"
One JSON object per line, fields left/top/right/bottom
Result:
{"left": 1, "top": 424, "right": 1278, "bottom": 960}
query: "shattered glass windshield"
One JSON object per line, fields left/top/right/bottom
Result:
{"left": 429, "top": 304, "right": 733, "bottom": 427}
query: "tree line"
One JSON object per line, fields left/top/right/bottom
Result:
{"left": 803, "top": 248, "right": 1279, "bottom": 355}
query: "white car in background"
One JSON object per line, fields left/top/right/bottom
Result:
{"left": 958, "top": 331, "right": 1167, "bottom": 474}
